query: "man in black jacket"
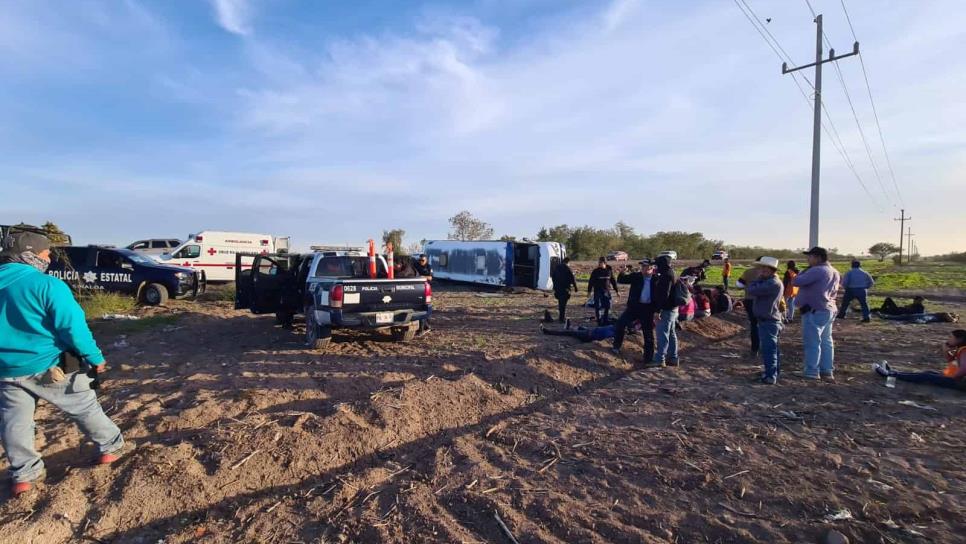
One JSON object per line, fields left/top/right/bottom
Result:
{"left": 588, "top": 257, "right": 619, "bottom": 325}
{"left": 647, "top": 255, "right": 679, "bottom": 368}
{"left": 551, "top": 258, "right": 578, "bottom": 323}
{"left": 612, "top": 259, "right": 656, "bottom": 362}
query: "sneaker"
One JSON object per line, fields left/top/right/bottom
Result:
{"left": 861, "top": 318, "right": 871, "bottom": 323}
{"left": 761, "top": 375, "right": 777, "bottom": 385}
{"left": 644, "top": 360, "right": 666, "bottom": 369}
{"left": 820, "top": 374, "right": 836, "bottom": 383}
{"left": 97, "top": 441, "right": 135, "bottom": 465}
{"left": 803, "top": 374, "right": 820, "bottom": 380}
{"left": 666, "top": 359, "right": 680, "bottom": 367}
{"left": 872, "top": 363, "right": 890, "bottom": 377}
{"left": 10, "top": 470, "right": 45, "bottom": 498}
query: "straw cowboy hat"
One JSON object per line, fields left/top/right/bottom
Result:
{"left": 753, "top": 256, "right": 780, "bottom": 270}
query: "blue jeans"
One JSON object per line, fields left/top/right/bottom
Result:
{"left": 785, "top": 296, "right": 796, "bottom": 321}
{"left": 802, "top": 310, "right": 835, "bottom": 378}
{"left": 838, "top": 288, "right": 870, "bottom": 320}
{"left": 1, "top": 370, "right": 123, "bottom": 483}
{"left": 653, "top": 308, "right": 679, "bottom": 363}
{"left": 758, "top": 320, "right": 783, "bottom": 380}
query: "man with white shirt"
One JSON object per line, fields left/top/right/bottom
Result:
{"left": 611, "top": 259, "right": 656, "bottom": 364}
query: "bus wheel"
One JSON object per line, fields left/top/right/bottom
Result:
{"left": 142, "top": 283, "right": 169, "bottom": 306}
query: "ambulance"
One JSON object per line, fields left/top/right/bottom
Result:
{"left": 155, "top": 231, "right": 290, "bottom": 282}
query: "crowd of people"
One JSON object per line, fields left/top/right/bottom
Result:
{"left": 1, "top": 229, "right": 963, "bottom": 500}
{"left": 545, "top": 247, "right": 965, "bottom": 390}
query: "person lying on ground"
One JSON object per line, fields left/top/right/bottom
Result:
{"left": 541, "top": 323, "right": 616, "bottom": 343}
{"left": 878, "top": 311, "right": 959, "bottom": 324}
{"left": 873, "top": 329, "right": 966, "bottom": 390}
{"left": 878, "top": 296, "right": 925, "bottom": 316}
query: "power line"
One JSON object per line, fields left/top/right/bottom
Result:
{"left": 733, "top": 0, "right": 882, "bottom": 211}
{"left": 828, "top": 56, "right": 894, "bottom": 207}
{"left": 840, "top": 0, "right": 905, "bottom": 206}
{"left": 804, "top": 0, "right": 895, "bottom": 208}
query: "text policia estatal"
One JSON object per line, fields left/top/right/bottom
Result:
{"left": 47, "top": 270, "right": 133, "bottom": 283}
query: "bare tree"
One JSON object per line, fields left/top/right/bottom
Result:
{"left": 447, "top": 211, "right": 493, "bottom": 241}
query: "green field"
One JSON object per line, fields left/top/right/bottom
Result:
{"left": 578, "top": 260, "right": 966, "bottom": 296}
{"left": 704, "top": 260, "right": 966, "bottom": 292}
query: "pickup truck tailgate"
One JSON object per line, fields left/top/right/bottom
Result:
{"left": 341, "top": 279, "right": 428, "bottom": 311}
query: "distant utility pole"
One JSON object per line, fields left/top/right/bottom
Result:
{"left": 782, "top": 14, "right": 860, "bottom": 249}
{"left": 894, "top": 209, "right": 910, "bottom": 265}
{"left": 906, "top": 227, "right": 915, "bottom": 263}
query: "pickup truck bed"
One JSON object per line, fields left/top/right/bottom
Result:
{"left": 235, "top": 251, "right": 431, "bottom": 351}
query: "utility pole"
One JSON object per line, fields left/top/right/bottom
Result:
{"left": 782, "top": 14, "right": 859, "bottom": 249}
{"left": 906, "top": 227, "right": 915, "bottom": 263}
{"left": 894, "top": 209, "right": 910, "bottom": 265}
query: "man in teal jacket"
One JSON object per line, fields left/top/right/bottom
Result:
{"left": 0, "top": 231, "right": 126, "bottom": 497}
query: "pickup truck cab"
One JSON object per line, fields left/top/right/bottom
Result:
{"left": 47, "top": 246, "right": 205, "bottom": 305}
{"left": 235, "top": 250, "right": 432, "bottom": 352}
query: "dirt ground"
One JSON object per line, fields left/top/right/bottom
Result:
{"left": 1, "top": 284, "right": 964, "bottom": 543}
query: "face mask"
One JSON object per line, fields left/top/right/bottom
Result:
{"left": 21, "top": 251, "right": 50, "bottom": 273}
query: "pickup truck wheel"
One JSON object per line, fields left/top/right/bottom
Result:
{"left": 142, "top": 283, "right": 169, "bottom": 306}
{"left": 305, "top": 311, "right": 331, "bottom": 352}
{"left": 391, "top": 323, "right": 418, "bottom": 342}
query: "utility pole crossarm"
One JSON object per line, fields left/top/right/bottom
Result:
{"left": 782, "top": 41, "right": 859, "bottom": 74}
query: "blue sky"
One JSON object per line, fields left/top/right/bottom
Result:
{"left": 1, "top": 0, "right": 963, "bottom": 254}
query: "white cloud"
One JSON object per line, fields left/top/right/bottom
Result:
{"left": 209, "top": 0, "right": 252, "bottom": 36}
{"left": 2, "top": 0, "right": 965, "bottom": 254}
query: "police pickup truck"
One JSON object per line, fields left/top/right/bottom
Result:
{"left": 235, "top": 250, "right": 431, "bottom": 352}
{"left": 48, "top": 246, "right": 205, "bottom": 305}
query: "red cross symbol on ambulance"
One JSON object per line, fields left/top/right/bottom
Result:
{"left": 207, "top": 247, "right": 218, "bottom": 256}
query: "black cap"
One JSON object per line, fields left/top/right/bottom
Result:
{"left": 638, "top": 258, "right": 653, "bottom": 265}
{"left": 1, "top": 231, "right": 51, "bottom": 254}
{"left": 802, "top": 246, "right": 828, "bottom": 259}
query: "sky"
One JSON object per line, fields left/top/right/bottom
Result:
{"left": 1, "top": 0, "right": 963, "bottom": 255}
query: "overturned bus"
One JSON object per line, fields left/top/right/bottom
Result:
{"left": 422, "top": 240, "right": 565, "bottom": 291}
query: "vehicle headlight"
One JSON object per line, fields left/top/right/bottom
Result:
{"left": 176, "top": 272, "right": 190, "bottom": 279}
